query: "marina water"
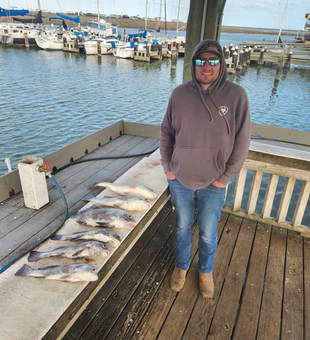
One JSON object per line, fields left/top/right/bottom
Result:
{"left": 0, "top": 30, "right": 309, "bottom": 224}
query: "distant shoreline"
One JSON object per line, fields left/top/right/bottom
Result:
{"left": 0, "top": 13, "right": 301, "bottom": 36}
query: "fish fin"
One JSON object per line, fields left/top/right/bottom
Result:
{"left": 96, "top": 222, "right": 114, "bottom": 228}
{"left": 77, "top": 220, "right": 88, "bottom": 226}
{"left": 51, "top": 235, "right": 63, "bottom": 240}
{"left": 15, "top": 264, "right": 32, "bottom": 276}
{"left": 81, "top": 193, "right": 95, "bottom": 201}
{"left": 28, "top": 251, "right": 44, "bottom": 262}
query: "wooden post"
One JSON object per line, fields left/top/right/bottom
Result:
{"left": 236, "top": 50, "right": 243, "bottom": 70}
{"left": 74, "top": 37, "right": 78, "bottom": 49}
{"left": 243, "top": 49, "right": 248, "bottom": 67}
{"left": 63, "top": 36, "right": 67, "bottom": 46}
{"left": 247, "top": 47, "right": 252, "bottom": 64}
{"left": 168, "top": 42, "right": 171, "bottom": 51}
{"left": 171, "top": 51, "right": 177, "bottom": 70}
{"left": 230, "top": 46, "right": 235, "bottom": 58}
{"left": 275, "top": 54, "right": 284, "bottom": 82}
{"left": 97, "top": 40, "right": 101, "bottom": 55}
{"left": 224, "top": 48, "right": 229, "bottom": 59}
{"left": 24, "top": 35, "right": 29, "bottom": 48}
{"left": 229, "top": 42, "right": 233, "bottom": 56}
{"left": 284, "top": 51, "right": 293, "bottom": 68}
{"left": 228, "top": 51, "right": 238, "bottom": 74}
{"left": 158, "top": 42, "right": 162, "bottom": 58}
{"left": 258, "top": 48, "right": 265, "bottom": 65}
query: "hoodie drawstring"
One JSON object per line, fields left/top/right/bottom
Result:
{"left": 198, "top": 89, "right": 214, "bottom": 121}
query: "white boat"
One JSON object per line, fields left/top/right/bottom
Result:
{"left": 83, "top": 38, "right": 125, "bottom": 55}
{"left": 0, "top": 22, "right": 41, "bottom": 46}
{"left": 86, "top": 18, "right": 119, "bottom": 38}
{"left": 113, "top": 41, "right": 147, "bottom": 59}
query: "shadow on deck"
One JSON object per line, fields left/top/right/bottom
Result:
{"left": 50, "top": 201, "right": 309, "bottom": 340}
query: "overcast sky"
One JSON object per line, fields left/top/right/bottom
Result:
{"left": 1, "top": 0, "right": 308, "bottom": 30}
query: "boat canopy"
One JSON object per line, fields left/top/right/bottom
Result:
{"left": 127, "top": 30, "right": 147, "bottom": 40}
{"left": 0, "top": 7, "right": 29, "bottom": 17}
{"left": 13, "top": 11, "right": 42, "bottom": 23}
{"left": 56, "top": 12, "right": 80, "bottom": 23}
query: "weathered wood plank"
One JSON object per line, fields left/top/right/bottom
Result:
{"left": 123, "top": 121, "right": 160, "bottom": 139}
{"left": 276, "top": 177, "right": 296, "bottom": 223}
{"left": 247, "top": 170, "right": 263, "bottom": 215}
{"left": 208, "top": 219, "right": 257, "bottom": 339}
{"left": 138, "top": 212, "right": 228, "bottom": 340}
{"left": 233, "top": 222, "right": 271, "bottom": 339}
{"left": 0, "top": 135, "right": 139, "bottom": 235}
{"left": 261, "top": 174, "right": 279, "bottom": 219}
{"left": 291, "top": 181, "right": 310, "bottom": 227}
{"left": 304, "top": 237, "right": 310, "bottom": 340}
{"left": 56, "top": 201, "right": 173, "bottom": 340}
{"left": 76, "top": 212, "right": 176, "bottom": 340}
{"left": 232, "top": 168, "right": 248, "bottom": 211}
{"left": 0, "top": 120, "right": 125, "bottom": 203}
{"left": 0, "top": 139, "right": 159, "bottom": 268}
{"left": 182, "top": 214, "right": 242, "bottom": 340}
{"left": 281, "top": 230, "right": 303, "bottom": 340}
{"left": 256, "top": 226, "right": 287, "bottom": 340}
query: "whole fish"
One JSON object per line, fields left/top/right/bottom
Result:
{"left": 81, "top": 194, "right": 152, "bottom": 211}
{"left": 15, "top": 263, "right": 98, "bottom": 282}
{"left": 89, "top": 182, "right": 157, "bottom": 200}
{"left": 71, "top": 207, "right": 136, "bottom": 229}
{"left": 52, "top": 229, "right": 121, "bottom": 247}
{"left": 27, "top": 241, "right": 110, "bottom": 262}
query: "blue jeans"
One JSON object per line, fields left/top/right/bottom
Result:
{"left": 168, "top": 179, "right": 226, "bottom": 274}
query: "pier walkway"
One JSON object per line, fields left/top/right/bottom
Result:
{"left": 0, "top": 121, "right": 309, "bottom": 340}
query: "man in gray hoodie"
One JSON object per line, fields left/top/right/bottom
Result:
{"left": 160, "top": 39, "right": 251, "bottom": 298}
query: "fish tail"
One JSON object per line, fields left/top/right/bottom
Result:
{"left": 87, "top": 182, "right": 99, "bottom": 189}
{"left": 28, "top": 251, "right": 45, "bottom": 262}
{"left": 15, "top": 264, "right": 32, "bottom": 276}
{"left": 81, "top": 193, "right": 95, "bottom": 201}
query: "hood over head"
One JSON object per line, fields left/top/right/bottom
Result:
{"left": 190, "top": 39, "right": 227, "bottom": 92}
{"left": 190, "top": 39, "right": 230, "bottom": 134}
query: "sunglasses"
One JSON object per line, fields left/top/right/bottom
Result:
{"left": 194, "top": 57, "right": 221, "bottom": 67}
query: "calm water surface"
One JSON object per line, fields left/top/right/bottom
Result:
{"left": 0, "top": 30, "right": 309, "bottom": 223}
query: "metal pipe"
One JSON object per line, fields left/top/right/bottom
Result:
{"left": 200, "top": 0, "right": 208, "bottom": 41}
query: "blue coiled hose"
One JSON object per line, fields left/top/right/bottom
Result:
{"left": 0, "top": 176, "right": 68, "bottom": 274}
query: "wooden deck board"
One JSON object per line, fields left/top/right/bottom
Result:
{"left": 61, "top": 211, "right": 309, "bottom": 340}
{"left": 0, "top": 135, "right": 159, "bottom": 270}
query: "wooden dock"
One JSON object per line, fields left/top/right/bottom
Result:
{"left": 0, "top": 121, "right": 309, "bottom": 340}
{"left": 55, "top": 205, "right": 310, "bottom": 340}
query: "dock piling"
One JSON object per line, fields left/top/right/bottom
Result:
{"left": 275, "top": 54, "right": 284, "bottom": 82}
{"left": 258, "top": 48, "right": 265, "bottom": 65}
{"left": 171, "top": 51, "right": 177, "bottom": 70}
{"left": 236, "top": 50, "right": 244, "bottom": 70}
{"left": 284, "top": 51, "right": 293, "bottom": 69}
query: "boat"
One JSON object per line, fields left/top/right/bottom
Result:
{"left": 83, "top": 37, "right": 126, "bottom": 55}
{"left": 0, "top": 6, "right": 29, "bottom": 17}
{"left": 0, "top": 22, "right": 41, "bottom": 46}
{"left": 295, "top": 13, "right": 310, "bottom": 43}
{"left": 113, "top": 41, "right": 148, "bottom": 59}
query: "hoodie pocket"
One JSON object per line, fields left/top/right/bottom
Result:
{"left": 171, "top": 146, "right": 221, "bottom": 181}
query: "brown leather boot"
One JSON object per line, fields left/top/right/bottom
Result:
{"left": 170, "top": 266, "right": 187, "bottom": 292}
{"left": 199, "top": 272, "right": 214, "bottom": 298}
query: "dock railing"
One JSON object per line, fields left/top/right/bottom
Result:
{"left": 223, "top": 123, "right": 310, "bottom": 236}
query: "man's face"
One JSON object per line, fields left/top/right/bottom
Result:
{"left": 194, "top": 52, "right": 221, "bottom": 91}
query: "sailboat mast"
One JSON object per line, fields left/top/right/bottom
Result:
{"left": 145, "top": 0, "right": 148, "bottom": 31}
{"left": 176, "top": 0, "right": 181, "bottom": 38}
{"left": 277, "top": 0, "right": 288, "bottom": 43}
{"left": 97, "top": 0, "right": 100, "bottom": 35}
{"left": 77, "top": 0, "right": 81, "bottom": 28}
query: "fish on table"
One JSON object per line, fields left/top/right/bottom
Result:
{"left": 81, "top": 193, "right": 152, "bottom": 211}
{"left": 15, "top": 263, "right": 98, "bottom": 282}
{"left": 70, "top": 207, "right": 136, "bottom": 229}
{"left": 52, "top": 229, "right": 121, "bottom": 247}
{"left": 89, "top": 182, "right": 157, "bottom": 200}
{"left": 27, "top": 241, "right": 110, "bottom": 262}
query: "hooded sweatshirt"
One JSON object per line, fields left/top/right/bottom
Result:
{"left": 160, "top": 39, "right": 251, "bottom": 190}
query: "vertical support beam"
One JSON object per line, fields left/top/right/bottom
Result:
{"left": 291, "top": 181, "right": 310, "bottom": 227}
{"left": 276, "top": 177, "right": 296, "bottom": 223}
{"left": 232, "top": 168, "right": 248, "bottom": 211}
{"left": 261, "top": 174, "right": 279, "bottom": 219}
{"left": 247, "top": 171, "right": 263, "bottom": 215}
{"left": 183, "top": 0, "right": 227, "bottom": 83}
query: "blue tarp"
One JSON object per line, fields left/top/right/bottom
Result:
{"left": 0, "top": 7, "right": 29, "bottom": 17}
{"left": 56, "top": 12, "right": 80, "bottom": 23}
{"left": 127, "top": 30, "right": 147, "bottom": 40}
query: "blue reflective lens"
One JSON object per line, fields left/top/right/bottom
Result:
{"left": 195, "top": 58, "right": 220, "bottom": 67}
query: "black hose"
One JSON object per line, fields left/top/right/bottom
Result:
{"left": 0, "top": 176, "right": 68, "bottom": 274}
{"left": 51, "top": 147, "right": 159, "bottom": 175}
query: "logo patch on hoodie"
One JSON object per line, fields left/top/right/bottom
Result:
{"left": 218, "top": 106, "right": 228, "bottom": 116}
